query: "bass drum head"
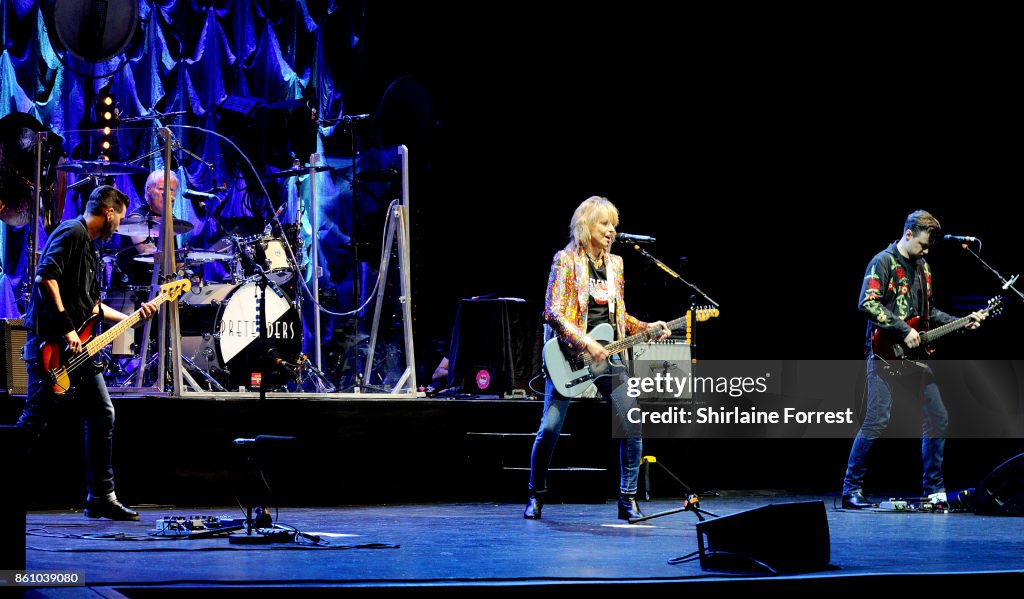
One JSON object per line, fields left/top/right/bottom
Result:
{"left": 181, "top": 281, "right": 301, "bottom": 391}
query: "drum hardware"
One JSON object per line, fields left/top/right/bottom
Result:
{"left": 0, "top": 113, "right": 65, "bottom": 310}
{"left": 56, "top": 160, "right": 149, "bottom": 176}
{"left": 116, "top": 213, "right": 195, "bottom": 237}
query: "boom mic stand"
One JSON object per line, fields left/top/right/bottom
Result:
{"left": 949, "top": 238, "right": 1024, "bottom": 303}
{"left": 622, "top": 244, "right": 722, "bottom": 524}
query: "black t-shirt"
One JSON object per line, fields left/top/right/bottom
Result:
{"left": 586, "top": 257, "right": 613, "bottom": 334}
{"left": 114, "top": 204, "right": 157, "bottom": 287}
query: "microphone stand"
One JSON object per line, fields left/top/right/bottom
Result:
{"left": 953, "top": 243, "right": 1024, "bottom": 303}
{"left": 622, "top": 244, "right": 721, "bottom": 524}
{"left": 256, "top": 265, "right": 269, "bottom": 401}
{"left": 22, "top": 132, "right": 47, "bottom": 310}
{"left": 628, "top": 244, "right": 719, "bottom": 309}
{"left": 627, "top": 243, "right": 719, "bottom": 359}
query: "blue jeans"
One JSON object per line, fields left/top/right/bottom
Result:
{"left": 529, "top": 370, "right": 643, "bottom": 495}
{"left": 842, "top": 360, "right": 947, "bottom": 497}
{"left": 17, "top": 363, "right": 117, "bottom": 499}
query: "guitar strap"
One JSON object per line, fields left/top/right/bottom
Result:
{"left": 917, "top": 258, "right": 928, "bottom": 332}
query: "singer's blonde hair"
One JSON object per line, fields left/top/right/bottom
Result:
{"left": 569, "top": 196, "right": 619, "bottom": 251}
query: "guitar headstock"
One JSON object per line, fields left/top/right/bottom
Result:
{"left": 159, "top": 279, "right": 192, "bottom": 302}
{"left": 692, "top": 307, "right": 720, "bottom": 322}
{"left": 985, "top": 296, "right": 1005, "bottom": 318}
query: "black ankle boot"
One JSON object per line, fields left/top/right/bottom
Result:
{"left": 524, "top": 492, "right": 545, "bottom": 519}
{"left": 618, "top": 493, "right": 643, "bottom": 521}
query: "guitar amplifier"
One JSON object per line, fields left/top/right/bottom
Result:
{"left": 0, "top": 319, "right": 29, "bottom": 395}
{"left": 634, "top": 339, "right": 691, "bottom": 400}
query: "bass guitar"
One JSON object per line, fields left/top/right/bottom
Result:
{"left": 40, "top": 279, "right": 191, "bottom": 393}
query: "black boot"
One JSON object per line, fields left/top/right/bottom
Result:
{"left": 618, "top": 493, "right": 644, "bottom": 521}
{"left": 524, "top": 491, "right": 545, "bottom": 519}
{"left": 85, "top": 496, "right": 140, "bottom": 521}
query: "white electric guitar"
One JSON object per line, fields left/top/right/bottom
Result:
{"left": 542, "top": 317, "right": 685, "bottom": 397}
{"left": 543, "top": 308, "right": 719, "bottom": 397}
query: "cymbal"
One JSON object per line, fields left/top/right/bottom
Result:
{"left": 133, "top": 247, "right": 229, "bottom": 264}
{"left": 116, "top": 213, "right": 194, "bottom": 237}
{"left": 57, "top": 160, "right": 149, "bottom": 176}
{"left": 181, "top": 248, "right": 231, "bottom": 262}
{"left": 262, "top": 166, "right": 333, "bottom": 180}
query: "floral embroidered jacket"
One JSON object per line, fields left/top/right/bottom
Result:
{"left": 544, "top": 244, "right": 646, "bottom": 353}
{"left": 859, "top": 242, "right": 954, "bottom": 354}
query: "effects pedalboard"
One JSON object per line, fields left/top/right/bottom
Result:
{"left": 152, "top": 515, "right": 247, "bottom": 537}
{"left": 875, "top": 490, "right": 973, "bottom": 513}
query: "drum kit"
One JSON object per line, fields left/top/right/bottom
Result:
{"left": 2, "top": 113, "right": 323, "bottom": 393}
{"left": 101, "top": 215, "right": 308, "bottom": 391}
{"left": 51, "top": 161, "right": 309, "bottom": 392}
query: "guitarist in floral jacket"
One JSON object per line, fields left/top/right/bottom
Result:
{"left": 841, "top": 209, "right": 985, "bottom": 509}
{"left": 17, "top": 185, "right": 157, "bottom": 521}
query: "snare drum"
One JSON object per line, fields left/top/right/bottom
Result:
{"left": 180, "top": 280, "right": 302, "bottom": 390}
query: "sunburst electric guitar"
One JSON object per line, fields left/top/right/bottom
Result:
{"left": 39, "top": 279, "right": 191, "bottom": 394}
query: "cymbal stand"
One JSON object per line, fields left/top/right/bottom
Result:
{"left": 133, "top": 129, "right": 185, "bottom": 395}
{"left": 308, "top": 154, "right": 322, "bottom": 370}
{"left": 22, "top": 132, "right": 47, "bottom": 307}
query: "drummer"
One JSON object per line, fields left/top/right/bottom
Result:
{"left": 113, "top": 170, "right": 179, "bottom": 289}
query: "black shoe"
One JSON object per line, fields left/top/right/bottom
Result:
{"left": 618, "top": 494, "right": 644, "bottom": 521}
{"left": 841, "top": 492, "right": 874, "bottom": 509}
{"left": 85, "top": 497, "right": 140, "bottom": 521}
{"left": 524, "top": 494, "right": 544, "bottom": 519}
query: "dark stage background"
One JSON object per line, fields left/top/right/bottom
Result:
{"left": 1, "top": 3, "right": 1020, "bottom": 506}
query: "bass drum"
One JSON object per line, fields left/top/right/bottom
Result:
{"left": 180, "top": 280, "right": 302, "bottom": 391}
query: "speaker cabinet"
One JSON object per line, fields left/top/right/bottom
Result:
{"left": 975, "top": 453, "right": 1024, "bottom": 516}
{"left": 696, "top": 500, "right": 831, "bottom": 572}
{"left": 0, "top": 318, "right": 28, "bottom": 395}
{"left": 448, "top": 299, "right": 540, "bottom": 396}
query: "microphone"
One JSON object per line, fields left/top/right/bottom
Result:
{"left": 184, "top": 190, "right": 215, "bottom": 218}
{"left": 943, "top": 234, "right": 978, "bottom": 243}
{"left": 233, "top": 435, "right": 296, "bottom": 446}
{"left": 182, "top": 189, "right": 218, "bottom": 201}
{"left": 267, "top": 348, "right": 299, "bottom": 375}
{"left": 616, "top": 232, "right": 656, "bottom": 244}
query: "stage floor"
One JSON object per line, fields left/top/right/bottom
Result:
{"left": 19, "top": 491, "right": 1024, "bottom": 593}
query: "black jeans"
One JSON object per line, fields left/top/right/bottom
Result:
{"left": 17, "top": 364, "right": 117, "bottom": 499}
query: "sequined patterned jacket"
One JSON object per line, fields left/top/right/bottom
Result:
{"left": 544, "top": 244, "right": 646, "bottom": 353}
{"left": 859, "top": 242, "right": 954, "bottom": 354}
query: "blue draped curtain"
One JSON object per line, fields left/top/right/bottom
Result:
{"left": 0, "top": 0, "right": 391, "bottom": 361}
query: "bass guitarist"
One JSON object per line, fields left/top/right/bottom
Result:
{"left": 841, "top": 209, "right": 985, "bottom": 510}
{"left": 17, "top": 185, "right": 157, "bottom": 521}
{"left": 524, "top": 196, "right": 669, "bottom": 521}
